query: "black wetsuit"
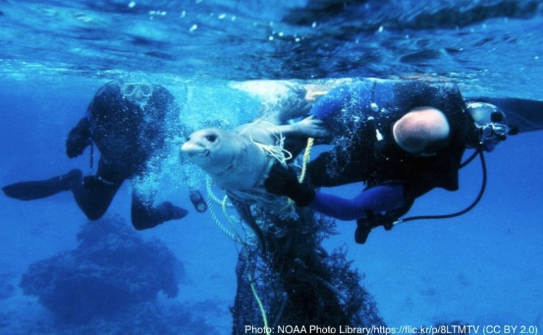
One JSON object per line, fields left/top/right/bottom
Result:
{"left": 309, "top": 80, "right": 480, "bottom": 202}
{"left": 65, "top": 81, "right": 187, "bottom": 229}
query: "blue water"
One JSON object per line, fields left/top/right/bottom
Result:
{"left": 1, "top": 0, "right": 543, "bottom": 334}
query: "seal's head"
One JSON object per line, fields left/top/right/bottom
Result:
{"left": 181, "top": 127, "right": 273, "bottom": 190}
{"left": 181, "top": 128, "right": 240, "bottom": 176}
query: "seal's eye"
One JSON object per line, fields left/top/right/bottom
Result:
{"left": 206, "top": 134, "right": 217, "bottom": 143}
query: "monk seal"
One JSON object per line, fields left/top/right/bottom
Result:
{"left": 181, "top": 116, "right": 326, "bottom": 191}
{"left": 180, "top": 82, "right": 330, "bottom": 251}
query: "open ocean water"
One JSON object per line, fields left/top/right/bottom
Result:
{"left": 1, "top": 0, "right": 542, "bottom": 334}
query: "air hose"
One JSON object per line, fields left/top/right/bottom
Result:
{"left": 395, "top": 149, "right": 487, "bottom": 225}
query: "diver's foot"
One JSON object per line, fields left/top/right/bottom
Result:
{"left": 355, "top": 212, "right": 401, "bottom": 244}
{"left": 59, "top": 169, "right": 83, "bottom": 190}
{"left": 131, "top": 201, "right": 189, "bottom": 230}
{"left": 355, "top": 220, "right": 373, "bottom": 244}
{"left": 2, "top": 169, "right": 83, "bottom": 200}
{"left": 171, "top": 205, "right": 189, "bottom": 220}
{"left": 161, "top": 201, "right": 188, "bottom": 221}
{"left": 1, "top": 184, "right": 17, "bottom": 198}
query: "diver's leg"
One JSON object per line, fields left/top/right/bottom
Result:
{"left": 351, "top": 182, "right": 418, "bottom": 244}
{"left": 2, "top": 169, "right": 82, "bottom": 200}
{"left": 130, "top": 175, "right": 188, "bottom": 230}
{"left": 130, "top": 193, "right": 188, "bottom": 231}
{"left": 71, "top": 160, "right": 125, "bottom": 220}
{"left": 71, "top": 175, "right": 123, "bottom": 220}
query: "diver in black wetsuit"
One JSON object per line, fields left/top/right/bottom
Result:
{"left": 2, "top": 81, "right": 198, "bottom": 230}
{"left": 265, "top": 79, "right": 516, "bottom": 243}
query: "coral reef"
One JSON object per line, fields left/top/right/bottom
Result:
{"left": 19, "top": 215, "right": 181, "bottom": 324}
{"left": 7, "top": 301, "right": 218, "bottom": 335}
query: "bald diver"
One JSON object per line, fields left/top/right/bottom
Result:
{"left": 265, "top": 79, "right": 542, "bottom": 243}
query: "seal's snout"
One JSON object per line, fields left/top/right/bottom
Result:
{"left": 182, "top": 129, "right": 222, "bottom": 158}
{"left": 180, "top": 142, "right": 207, "bottom": 156}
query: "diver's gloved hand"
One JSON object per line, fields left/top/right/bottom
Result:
{"left": 264, "top": 163, "right": 315, "bottom": 206}
{"left": 66, "top": 118, "right": 92, "bottom": 158}
{"left": 66, "top": 133, "right": 91, "bottom": 158}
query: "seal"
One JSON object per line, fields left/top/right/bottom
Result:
{"left": 181, "top": 116, "right": 326, "bottom": 191}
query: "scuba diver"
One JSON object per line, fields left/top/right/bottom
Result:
{"left": 2, "top": 80, "right": 206, "bottom": 230}
{"left": 265, "top": 79, "right": 525, "bottom": 244}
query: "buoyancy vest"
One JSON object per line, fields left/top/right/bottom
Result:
{"left": 309, "top": 79, "right": 478, "bottom": 197}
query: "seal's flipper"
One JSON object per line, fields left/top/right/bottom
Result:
{"left": 2, "top": 169, "right": 82, "bottom": 201}
{"left": 467, "top": 97, "right": 543, "bottom": 133}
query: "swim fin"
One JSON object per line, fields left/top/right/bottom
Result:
{"left": 2, "top": 169, "right": 82, "bottom": 201}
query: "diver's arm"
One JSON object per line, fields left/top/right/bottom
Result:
{"left": 311, "top": 185, "right": 404, "bottom": 221}
{"left": 264, "top": 161, "right": 405, "bottom": 219}
{"left": 264, "top": 162, "right": 315, "bottom": 206}
{"left": 66, "top": 116, "right": 92, "bottom": 158}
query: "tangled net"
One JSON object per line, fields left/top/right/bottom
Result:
{"left": 229, "top": 200, "right": 386, "bottom": 333}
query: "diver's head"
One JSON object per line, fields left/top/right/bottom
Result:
{"left": 466, "top": 101, "right": 509, "bottom": 151}
{"left": 120, "top": 82, "right": 154, "bottom": 107}
{"left": 393, "top": 107, "right": 450, "bottom": 155}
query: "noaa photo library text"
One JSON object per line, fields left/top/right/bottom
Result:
{"left": 245, "top": 324, "right": 539, "bottom": 334}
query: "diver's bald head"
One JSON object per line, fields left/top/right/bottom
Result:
{"left": 392, "top": 107, "right": 450, "bottom": 154}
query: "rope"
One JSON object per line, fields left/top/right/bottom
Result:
{"left": 244, "top": 120, "right": 293, "bottom": 166}
{"left": 205, "top": 176, "right": 233, "bottom": 206}
{"left": 280, "top": 136, "right": 315, "bottom": 210}
{"left": 221, "top": 197, "right": 270, "bottom": 335}
{"left": 299, "top": 137, "right": 314, "bottom": 183}
{"left": 222, "top": 194, "right": 246, "bottom": 242}
{"left": 205, "top": 176, "right": 269, "bottom": 333}
{"left": 205, "top": 176, "right": 244, "bottom": 244}
{"left": 250, "top": 272, "right": 270, "bottom": 334}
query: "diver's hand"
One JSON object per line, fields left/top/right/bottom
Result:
{"left": 264, "top": 163, "right": 315, "bottom": 206}
{"left": 66, "top": 132, "right": 91, "bottom": 158}
{"left": 292, "top": 116, "right": 329, "bottom": 138}
{"left": 66, "top": 117, "right": 92, "bottom": 158}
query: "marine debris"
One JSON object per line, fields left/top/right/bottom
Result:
{"left": 226, "top": 196, "right": 386, "bottom": 333}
